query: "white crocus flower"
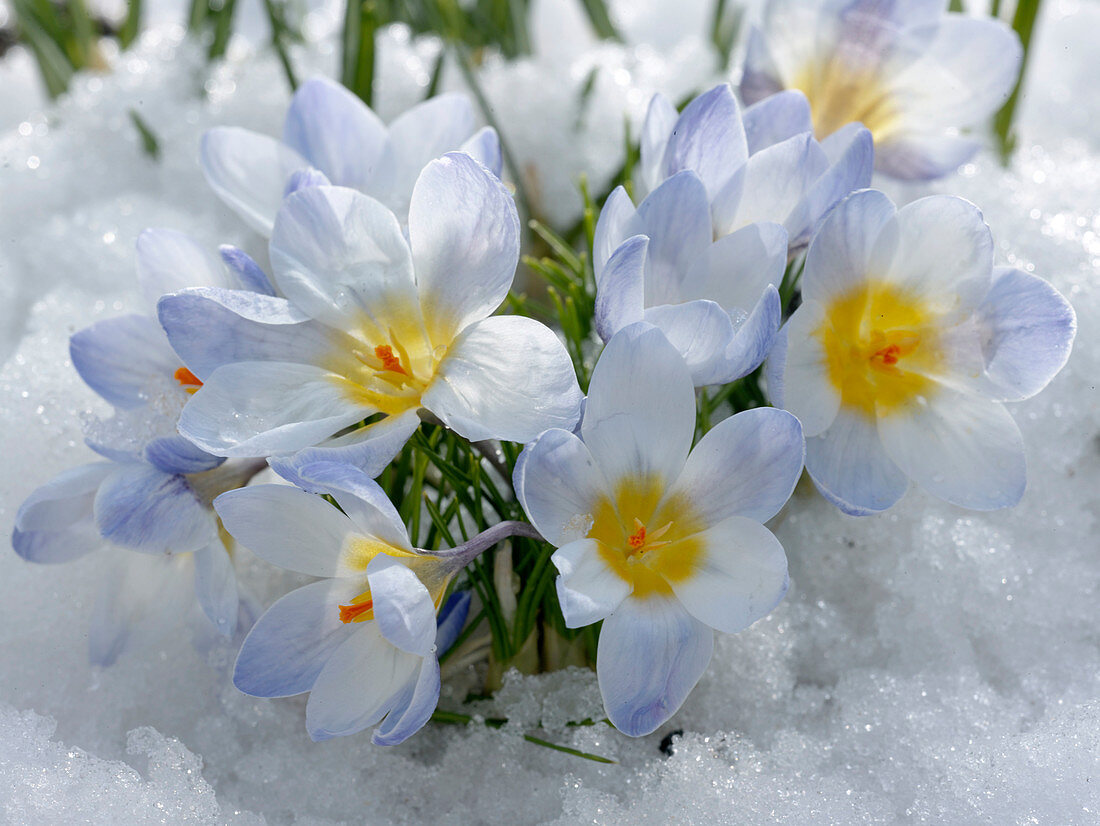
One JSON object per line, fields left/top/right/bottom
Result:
{"left": 158, "top": 153, "right": 583, "bottom": 481}
{"left": 514, "top": 324, "right": 804, "bottom": 736}
{"left": 768, "top": 189, "right": 1076, "bottom": 514}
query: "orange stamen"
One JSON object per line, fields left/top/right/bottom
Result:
{"left": 338, "top": 598, "right": 374, "bottom": 624}
{"left": 174, "top": 366, "right": 203, "bottom": 394}
{"left": 374, "top": 345, "right": 408, "bottom": 375}
{"left": 873, "top": 344, "right": 901, "bottom": 366}
{"left": 628, "top": 523, "right": 647, "bottom": 550}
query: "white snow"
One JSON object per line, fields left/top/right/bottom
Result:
{"left": 1, "top": 2, "right": 1098, "bottom": 823}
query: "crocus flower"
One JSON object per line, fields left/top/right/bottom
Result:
{"left": 767, "top": 189, "right": 1076, "bottom": 514}
{"left": 159, "top": 153, "right": 583, "bottom": 482}
{"left": 514, "top": 323, "right": 804, "bottom": 736}
{"left": 594, "top": 170, "right": 787, "bottom": 386}
{"left": 202, "top": 76, "right": 501, "bottom": 235}
{"left": 217, "top": 461, "right": 487, "bottom": 744}
{"left": 10, "top": 229, "right": 272, "bottom": 662}
{"left": 741, "top": 0, "right": 1022, "bottom": 180}
{"left": 635, "top": 83, "right": 872, "bottom": 251}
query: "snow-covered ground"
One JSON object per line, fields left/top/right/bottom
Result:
{"left": 0, "top": 1, "right": 1098, "bottom": 823}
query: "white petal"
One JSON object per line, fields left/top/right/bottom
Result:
{"left": 233, "top": 578, "right": 359, "bottom": 697}
{"left": 423, "top": 315, "right": 583, "bottom": 443}
{"left": 94, "top": 463, "right": 215, "bottom": 554}
{"left": 201, "top": 127, "right": 312, "bottom": 236}
{"left": 269, "top": 185, "right": 421, "bottom": 334}
{"left": 742, "top": 89, "right": 813, "bottom": 154}
{"left": 593, "top": 186, "right": 638, "bottom": 279}
{"left": 632, "top": 171, "right": 712, "bottom": 306}
{"left": 409, "top": 153, "right": 520, "bottom": 343}
{"left": 367, "top": 555, "right": 437, "bottom": 656}
{"left": 660, "top": 84, "right": 747, "bottom": 201}
{"left": 878, "top": 390, "right": 1026, "bottom": 510}
{"left": 552, "top": 539, "right": 631, "bottom": 628}
{"left": 283, "top": 76, "right": 387, "bottom": 190}
{"left": 669, "top": 516, "right": 788, "bottom": 634}
{"left": 778, "top": 299, "right": 841, "bottom": 437}
{"left": 805, "top": 407, "right": 908, "bottom": 516}
{"left": 305, "top": 624, "right": 422, "bottom": 741}
{"left": 638, "top": 93, "right": 678, "bottom": 197}
{"left": 514, "top": 429, "right": 610, "bottom": 547}
{"left": 679, "top": 222, "right": 788, "bottom": 311}
{"left": 802, "top": 189, "right": 898, "bottom": 304}
{"left": 136, "top": 229, "right": 230, "bottom": 313}
{"left": 594, "top": 234, "right": 648, "bottom": 342}
{"left": 642, "top": 301, "right": 737, "bottom": 387}
{"left": 214, "top": 484, "right": 359, "bottom": 577}
{"left": 597, "top": 596, "right": 713, "bottom": 737}
{"left": 669, "top": 408, "right": 804, "bottom": 525}
{"left": 371, "top": 657, "right": 441, "bottom": 746}
{"left": 69, "top": 314, "right": 180, "bottom": 409}
{"left": 178, "top": 361, "right": 371, "bottom": 457}
{"left": 977, "top": 267, "right": 1076, "bottom": 402}
{"left": 874, "top": 131, "right": 979, "bottom": 181}
{"left": 193, "top": 539, "right": 238, "bottom": 637}
{"left": 581, "top": 323, "right": 695, "bottom": 488}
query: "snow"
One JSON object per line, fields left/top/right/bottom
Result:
{"left": 1, "top": 1, "right": 1099, "bottom": 823}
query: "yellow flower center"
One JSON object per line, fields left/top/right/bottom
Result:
{"left": 819, "top": 281, "right": 941, "bottom": 417}
{"left": 336, "top": 536, "right": 452, "bottom": 624}
{"left": 590, "top": 476, "right": 705, "bottom": 599}
{"left": 794, "top": 59, "right": 902, "bottom": 142}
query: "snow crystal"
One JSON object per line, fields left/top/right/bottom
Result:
{"left": 1, "top": 1, "right": 1098, "bottom": 824}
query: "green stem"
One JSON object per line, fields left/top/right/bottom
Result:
{"left": 993, "top": 0, "right": 1042, "bottom": 163}
{"left": 119, "top": 0, "right": 142, "bottom": 49}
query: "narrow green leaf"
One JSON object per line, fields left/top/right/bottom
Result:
{"left": 128, "top": 109, "right": 161, "bottom": 159}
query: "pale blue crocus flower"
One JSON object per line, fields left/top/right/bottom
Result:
{"left": 514, "top": 324, "right": 804, "bottom": 737}
{"left": 11, "top": 229, "right": 271, "bottom": 663}
{"left": 217, "top": 461, "right": 495, "bottom": 744}
{"left": 201, "top": 76, "right": 502, "bottom": 236}
{"left": 767, "top": 189, "right": 1076, "bottom": 515}
{"left": 158, "top": 153, "right": 583, "bottom": 485}
{"left": 741, "top": 0, "right": 1022, "bottom": 180}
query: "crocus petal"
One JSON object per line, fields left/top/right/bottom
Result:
{"left": 679, "top": 222, "right": 788, "bottom": 311}
{"left": 581, "top": 323, "right": 695, "bottom": 488}
{"left": 874, "top": 132, "right": 979, "bottom": 182}
{"left": 305, "top": 624, "right": 422, "bottom": 741}
{"left": 12, "top": 521, "right": 101, "bottom": 565}
{"left": 638, "top": 93, "right": 679, "bottom": 196}
{"left": 233, "top": 577, "right": 360, "bottom": 697}
{"left": 423, "top": 315, "right": 583, "bottom": 443}
{"left": 597, "top": 596, "right": 713, "bottom": 737}
{"left": 631, "top": 171, "right": 712, "bottom": 306}
{"left": 409, "top": 153, "right": 520, "bottom": 343}
{"left": 269, "top": 409, "right": 421, "bottom": 486}
{"left": 779, "top": 298, "right": 841, "bottom": 437}
{"left": 721, "top": 285, "right": 783, "bottom": 382}
{"left": 551, "top": 539, "right": 632, "bottom": 628}
{"left": 883, "top": 196, "right": 993, "bottom": 314}
{"left": 802, "top": 189, "right": 898, "bottom": 304}
{"left": 219, "top": 245, "right": 276, "bottom": 296}
{"left": 805, "top": 408, "right": 908, "bottom": 516}
{"left": 594, "top": 234, "right": 648, "bottom": 342}
{"left": 283, "top": 168, "right": 333, "bottom": 196}
{"left": 136, "top": 228, "right": 230, "bottom": 312}
{"left": 367, "top": 555, "right": 437, "bottom": 656}
{"left": 764, "top": 321, "right": 789, "bottom": 409}
{"left": 283, "top": 76, "right": 387, "bottom": 190}
{"left": 742, "top": 89, "right": 813, "bottom": 154}
{"left": 69, "top": 315, "right": 180, "bottom": 409}
{"left": 878, "top": 391, "right": 1026, "bottom": 510}
{"left": 201, "top": 127, "right": 313, "bottom": 236}
{"left": 713, "top": 132, "right": 827, "bottom": 237}
{"left": 514, "top": 428, "right": 610, "bottom": 547}
{"left": 788, "top": 124, "right": 874, "bottom": 249}
{"left": 193, "top": 539, "right": 238, "bottom": 637}
{"left": 143, "top": 436, "right": 224, "bottom": 475}
{"left": 593, "top": 186, "right": 638, "bottom": 279}
{"left": 14, "top": 462, "right": 113, "bottom": 532}
{"left": 94, "top": 463, "right": 214, "bottom": 553}
{"left": 659, "top": 84, "right": 747, "bottom": 201}
{"left": 157, "top": 287, "right": 334, "bottom": 381}
{"left": 435, "top": 590, "right": 472, "bottom": 656}
{"left": 215, "top": 484, "right": 361, "bottom": 577}
{"left": 740, "top": 26, "right": 785, "bottom": 106}
{"left": 642, "top": 300, "right": 738, "bottom": 387}
{"left": 372, "top": 656, "right": 441, "bottom": 746}
{"left": 177, "top": 361, "right": 371, "bottom": 458}
{"left": 269, "top": 185, "right": 420, "bottom": 333}
{"left": 668, "top": 407, "right": 804, "bottom": 525}
{"left": 459, "top": 126, "right": 503, "bottom": 179}
{"left": 977, "top": 267, "right": 1076, "bottom": 402}
{"left": 89, "top": 551, "right": 195, "bottom": 667}
{"left": 372, "top": 93, "right": 477, "bottom": 218}
{"left": 669, "top": 515, "right": 788, "bottom": 634}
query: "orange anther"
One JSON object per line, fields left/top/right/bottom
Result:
{"left": 374, "top": 345, "right": 408, "bottom": 375}
{"left": 174, "top": 367, "right": 203, "bottom": 394}
{"left": 338, "top": 598, "right": 374, "bottom": 624}
{"left": 874, "top": 344, "right": 901, "bottom": 366}
{"left": 628, "top": 525, "right": 647, "bottom": 550}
